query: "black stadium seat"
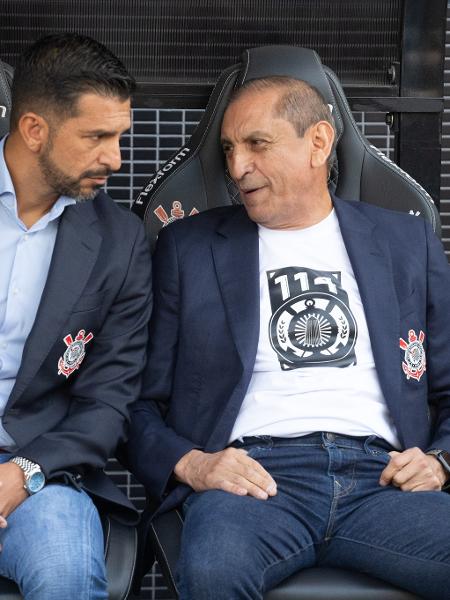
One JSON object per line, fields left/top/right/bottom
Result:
{"left": 131, "top": 46, "right": 433, "bottom": 599}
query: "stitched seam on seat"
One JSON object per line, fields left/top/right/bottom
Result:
{"left": 122, "top": 528, "right": 138, "bottom": 599}
{"left": 326, "top": 69, "right": 437, "bottom": 231}
{"left": 150, "top": 523, "right": 179, "bottom": 594}
{"left": 238, "top": 49, "right": 250, "bottom": 87}
{"left": 311, "top": 56, "right": 343, "bottom": 137}
{"left": 0, "top": 62, "right": 12, "bottom": 110}
{"left": 142, "top": 67, "right": 239, "bottom": 224}
{"left": 103, "top": 518, "right": 111, "bottom": 560}
{"left": 175, "top": 508, "right": 184, "bottom": 525}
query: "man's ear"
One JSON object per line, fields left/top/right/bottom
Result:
{"left": 310, "top": 121, "right": 335, "bottom": 169}
{"left": 17, "top": 112, "right": 50, "bottom": 153}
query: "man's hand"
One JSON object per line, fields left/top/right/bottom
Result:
{"left": 379, "top": 447, "right": 447, "bottom": 491}
{"left": 0, "top": 462, "right": 29, "bottom": 522}
{"left": 174, "top": 448, "right": 277, "bottom": 500}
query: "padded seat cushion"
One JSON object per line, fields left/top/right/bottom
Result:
{"left": 264, "top": 567, "right": 419, "bottom": 600}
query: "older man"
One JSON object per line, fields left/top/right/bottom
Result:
{"left": 0, "top": 34, "right": 151, "bottom": 598}
{"left": 129, "top": 76, "right": 450, "bottom": 599}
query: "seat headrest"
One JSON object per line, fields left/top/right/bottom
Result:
{"left": 133, "top": 45, "right": 440, "bottom": 244}
{"left": 0, "top": 60, "right": 13, "bottom": 138}
{"left": 236, "top": 46, "right": 343, "bottom": 144}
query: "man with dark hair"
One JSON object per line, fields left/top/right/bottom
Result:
{"left": 0, "top": 33, "right": 151, "bottom": 598}
{"left": 129, "top": 76, "right": 450, "bottom": 599}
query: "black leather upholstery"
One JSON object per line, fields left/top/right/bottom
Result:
{"left": 0, "top": 59, "right": 137, "bottom": 600}
{"left": 0, "top": 60, "right": 12, "bottom": 139}
{"left": 132, "top": 46, "right": 434, "bottom": 599}
{"left": 133, "top": 46, "right": 440, "bottom": 244}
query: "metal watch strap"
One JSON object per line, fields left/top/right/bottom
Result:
{"left": 10, "top": 456, "right": 41, "bottom": 478}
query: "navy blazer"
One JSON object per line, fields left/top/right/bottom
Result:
{"left": 4, "top": 191, "right": 152, "bottom": 524}
{"left": 129, "top": 196, "right": 450, "bottom": 518}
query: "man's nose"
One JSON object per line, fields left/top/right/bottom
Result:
{"left": 227, "top": 148, "right": 254, "bottom": 181}
{"left": 99, "top": 139, "right": 122, "bottom": 172}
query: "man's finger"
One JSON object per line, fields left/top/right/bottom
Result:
{"left": 379, "top": 452, "right": 401, "bottom": 486}
{"left": 236, "top": 455, "right": 277, "bottom": 494}
{"left": 220, "top": 475, "right": 272, "bottom": 500}
{"left": 0, "top": 516, "right": 7, "bottom": 528}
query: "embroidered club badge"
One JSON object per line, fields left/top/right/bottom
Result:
{"left": 154, "top": 201, "right": 199, "bottom": 227}
{"left": 57, "top": 329, "right": 93, "bottom": 378}
{"left": 399, "top": 329, "right": 426, "bottom": 382}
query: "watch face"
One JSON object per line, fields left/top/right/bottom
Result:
{"left": 27, "top": 471, "right": 45, "bottom": 494}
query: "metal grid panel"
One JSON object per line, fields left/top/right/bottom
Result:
{"left": 103, "top": 108, "right": 394, "bottom": 600}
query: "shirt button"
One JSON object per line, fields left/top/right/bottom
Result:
{"left": 23, "top": 234, "right": 29, "bottom": 242}
{"left": 12, "top": 288, "right": 19, "bottom": 296}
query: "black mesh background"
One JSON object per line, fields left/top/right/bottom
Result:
{"left": 1, "top": 0, "right": 402, "bottom": 85}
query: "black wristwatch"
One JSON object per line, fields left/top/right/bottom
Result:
{"left": 426, "top": 449, "right": 450, "bottom": 485}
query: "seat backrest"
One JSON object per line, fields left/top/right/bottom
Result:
{"left": 132, "top": 46, "right": 440, "bottom": 244}
{"left": 0, "top": 60, "right": 13, "bottom": 138}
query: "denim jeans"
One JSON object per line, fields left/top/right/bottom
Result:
{"left": 0, "top": 454, "right": 107, "bottom": 599}
{"left": 177, "top": 432, "right": 450, "bottom": 600}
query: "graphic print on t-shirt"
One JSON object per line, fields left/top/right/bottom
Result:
{"left": 267, "top": 267, "right": 358, "bottom": 370}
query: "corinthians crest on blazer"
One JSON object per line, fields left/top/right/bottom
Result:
{"left": 129, "top": 194, "right": 450, "bottom": 519}
{"left": 3, "top": 190, "right": 152, "bottom": 524}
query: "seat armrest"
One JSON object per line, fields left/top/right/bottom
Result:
{"left": 149, "top": 509, "right": 184, "bottom": 598}
{"left": 103, "top": 515, "right": 138, "bottom": 600}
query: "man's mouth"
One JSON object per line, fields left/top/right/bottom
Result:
{"left": 88, "top": 177, "right": 108, "bottom": 185}
{"left": 240, "top": 185, "right": 264, "bottom": 197}
{"left": 83, "top": 171, "right": 112, "bottom": 186}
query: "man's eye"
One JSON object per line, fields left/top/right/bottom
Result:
{"left": 222, "top": 145, "right": 232, "bottom": 154}
{"left": 251, "top": 139, "right": 266, "bottom": 147}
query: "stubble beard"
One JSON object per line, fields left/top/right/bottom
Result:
{"left": 38, "top": 144, "right": 110, "bottom": 202}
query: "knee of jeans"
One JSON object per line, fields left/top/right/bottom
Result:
{"left": 4, "top": 486, "right": 107, "bottom": 598}
{"left": 180, "top": 523, "right": 261, "bottom": 592}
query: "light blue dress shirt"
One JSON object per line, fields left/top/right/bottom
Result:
{"left": 0, "top": 136, "right": 76, "bottom": 448}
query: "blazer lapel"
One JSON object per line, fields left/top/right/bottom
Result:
{"left": 211, "top": 208, "right": 260, "bottom": 373}
{"left": 9, "top": 201, "right": 102, "bottom": 402}
{"left": 207, "top": 208, "right": 260, "bottom": 449}
{"left": 334, "top": 198, "right": 403, "bottom": 438}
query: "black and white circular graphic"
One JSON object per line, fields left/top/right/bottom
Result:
{"left": 269, "top": 291, "right": 357, "bottom": 369}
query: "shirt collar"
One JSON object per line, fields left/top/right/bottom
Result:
{"left": 0, "top": 136, "right": 76, "bottom": 230}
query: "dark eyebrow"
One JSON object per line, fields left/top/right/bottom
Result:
{"left": 83, "top": 127, "right": 130, "bottom": 138}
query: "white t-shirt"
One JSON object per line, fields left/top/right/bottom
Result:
{"left": 229, "top": 209, "right": 399, "bottom": 448}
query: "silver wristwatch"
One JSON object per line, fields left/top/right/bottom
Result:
{"left": 10, "top": 457, "right": 46, "bottom": 494}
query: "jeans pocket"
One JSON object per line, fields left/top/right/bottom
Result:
{"left": 367, "top": 447, "right": 392, "bottom": 464}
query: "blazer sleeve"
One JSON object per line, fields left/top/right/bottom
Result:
{"left": 18, "top": 220, "right": 153, "bottom": 479}
{"left": 424, "top": 220, "right": 450, "bottom": 453}
{"left": 127, "top": 225, "right": 199, "bottom": 502}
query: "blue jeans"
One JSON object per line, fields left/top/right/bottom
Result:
{"left": 178, "top": 432, "right": 450, "bottom": 600}
{"left": 0, "top": 454, "right": 107, "bottom": 599}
